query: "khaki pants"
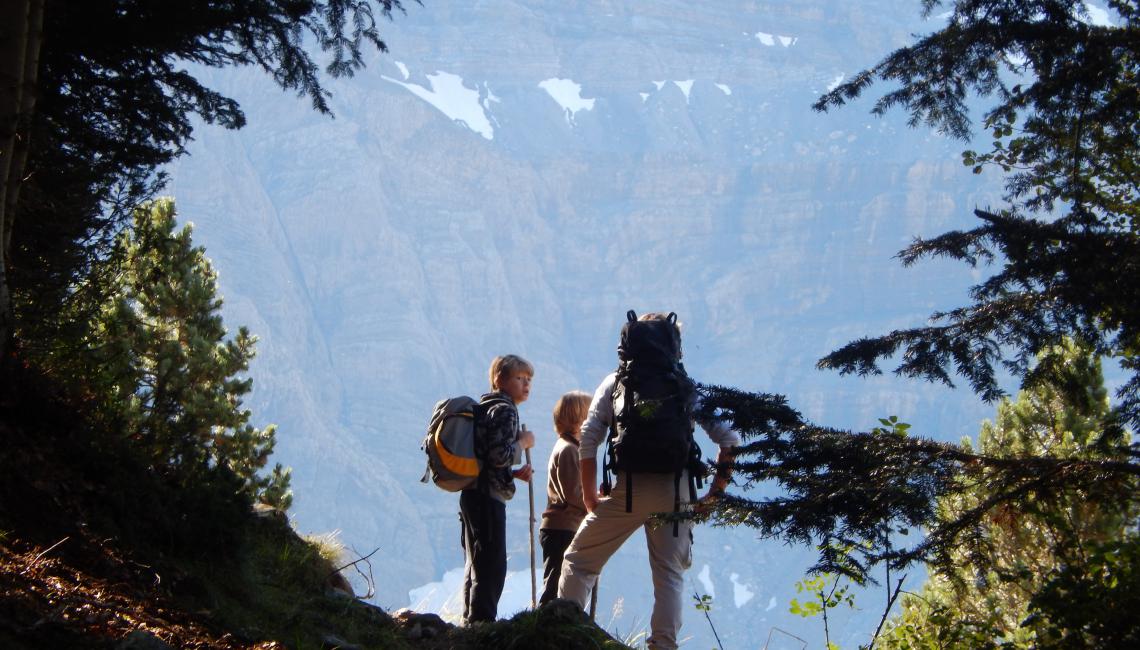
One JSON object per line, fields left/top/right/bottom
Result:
{"left": 557, "top": 471, "right": 693, "bottom": 650}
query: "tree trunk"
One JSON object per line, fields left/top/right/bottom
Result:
{"left": 0, "top": 0, "right": 44, "bottom": 355}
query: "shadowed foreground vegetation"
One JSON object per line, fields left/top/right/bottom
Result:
{"left": 0, "top": 359, "right": 627, "bottom": 649}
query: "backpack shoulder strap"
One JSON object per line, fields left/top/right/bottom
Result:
{"left": 600, "top": 368, "right": 626, "bottom": 498}
{"left": 472, "top": 394, "right": 512, "bottom": 424}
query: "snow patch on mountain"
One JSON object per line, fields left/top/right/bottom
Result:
{"left": 673, "top": 79, "right": 695, "bottom": 102}
{"left": 731, "top": 573, "right": 755, "bottom": 608}
{"left": 698, "top": 564, "right": 715, "bottom": 597}
{"left": 383, "top": 70, "right": 494, "bottom": 140}
{"left": 755, "top": 30, "right": 797, "bottom": 47}
{"left": 539, "top": 77, "right": 596, "bottom": 124}
{"left": 407, "top": 565, "right": 532, "bottom": 623}
{"left": 481, "top": 82, "right": 501, "bottom": 128}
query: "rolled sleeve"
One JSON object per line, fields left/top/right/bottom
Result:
{"left": 696, "top": 409, "right": 742, "bottom": 448}
{"left": 578, "top": 373, "right": 617, "bottom": 460}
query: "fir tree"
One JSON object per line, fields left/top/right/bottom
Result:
{"left": 692, "top": 362, "right": 1137, "bottom": 586}
{"left": 90, "top": 198, "right": 290, "bottom": 509}
{"left": 877, "top": 342, "right": 1138, "bottom": 648}
{"left": 2, "top": 0, "right": 408, "bottom": 357}
{"left": 813, "top": 0, "right": 1140, "bottom": 428}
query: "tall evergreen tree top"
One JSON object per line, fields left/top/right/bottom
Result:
{"left": 816, "top": 0, "right": 1137, "bottom": 220}
{"left": 813, "top": 0, "right": 1140, "bottom": 427}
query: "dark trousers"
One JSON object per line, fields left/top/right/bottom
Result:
{"left": 539, "top": 528, "right": 576, "bottom": 605}
{"left": 460, "top": 489, "right": 507, "bottom": 624}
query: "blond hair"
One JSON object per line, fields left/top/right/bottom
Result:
{"left": 552, "top": 390, "right": 591, "bottom": 437}
{"left": 488, "top": 354, "right": 534, "bottom": 391}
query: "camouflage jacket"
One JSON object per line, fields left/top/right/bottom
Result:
{"left": 474, "top": 391, "right": 522, "bottom": 502}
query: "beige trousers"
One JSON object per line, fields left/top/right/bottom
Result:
{"left": 557, "top": 471, "right": 693, "bottom": 650}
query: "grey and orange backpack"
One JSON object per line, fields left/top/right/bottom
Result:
{"left": 421, "top": 394, "right": 509, "bottom": 491}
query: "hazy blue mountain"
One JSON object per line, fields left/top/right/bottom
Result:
{"left": 164, "top": 1, "right": 1047, "bottom": 646}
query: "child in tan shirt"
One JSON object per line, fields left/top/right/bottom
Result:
{"left": 538, "top": 390, "right": 591, "bottom": 605}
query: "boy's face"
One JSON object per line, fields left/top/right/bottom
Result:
{"left": 499, "top": 370, "right": 532, "bottom": 404}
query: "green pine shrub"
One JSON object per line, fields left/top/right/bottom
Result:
{"left": 25, "top": 197, "right": 291, "bottom": 511}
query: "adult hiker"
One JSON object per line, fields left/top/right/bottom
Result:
{"left": 558, "top": 311, "right": 739, "bottom": 650}
{"left": 460, "top": 354, "right": 536, "bottom": 625}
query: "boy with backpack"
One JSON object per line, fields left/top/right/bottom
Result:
{"left": 538, "top": 390, "right": 592, "bottom": 605}
{"left": 460, "top": 354, "right": 536, "bottom": 624}
{"left": 558, "top": 312, "right": 739, "bottom": 650}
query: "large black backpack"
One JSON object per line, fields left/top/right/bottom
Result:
{"left": 602, "top": 311, "right": 703, "bottom": 531}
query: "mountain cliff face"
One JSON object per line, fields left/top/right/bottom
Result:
{"left": 168, "top": 1, "right": 1011, "bottom": 646}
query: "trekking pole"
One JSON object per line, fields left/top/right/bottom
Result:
{"left": 524, "top": 432, "right": 537, "bottom": 609}
{"left": 589, "top": 574, "right": 599, "bottom": 621}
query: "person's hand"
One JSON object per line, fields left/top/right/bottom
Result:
{"left": 513, "top": 464, "right": 533, "bottom": 482}
{"left": 518, "top": 425, "right": 535, "bottom": 450}
{"left": 583, "top": 490, "right": 599, "bottom": 513}
{"left": 702, "top": 486, "right": 725, "bottom": 501}
{"left": 693, "top": 487, "right": 725, "bottom": 515}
